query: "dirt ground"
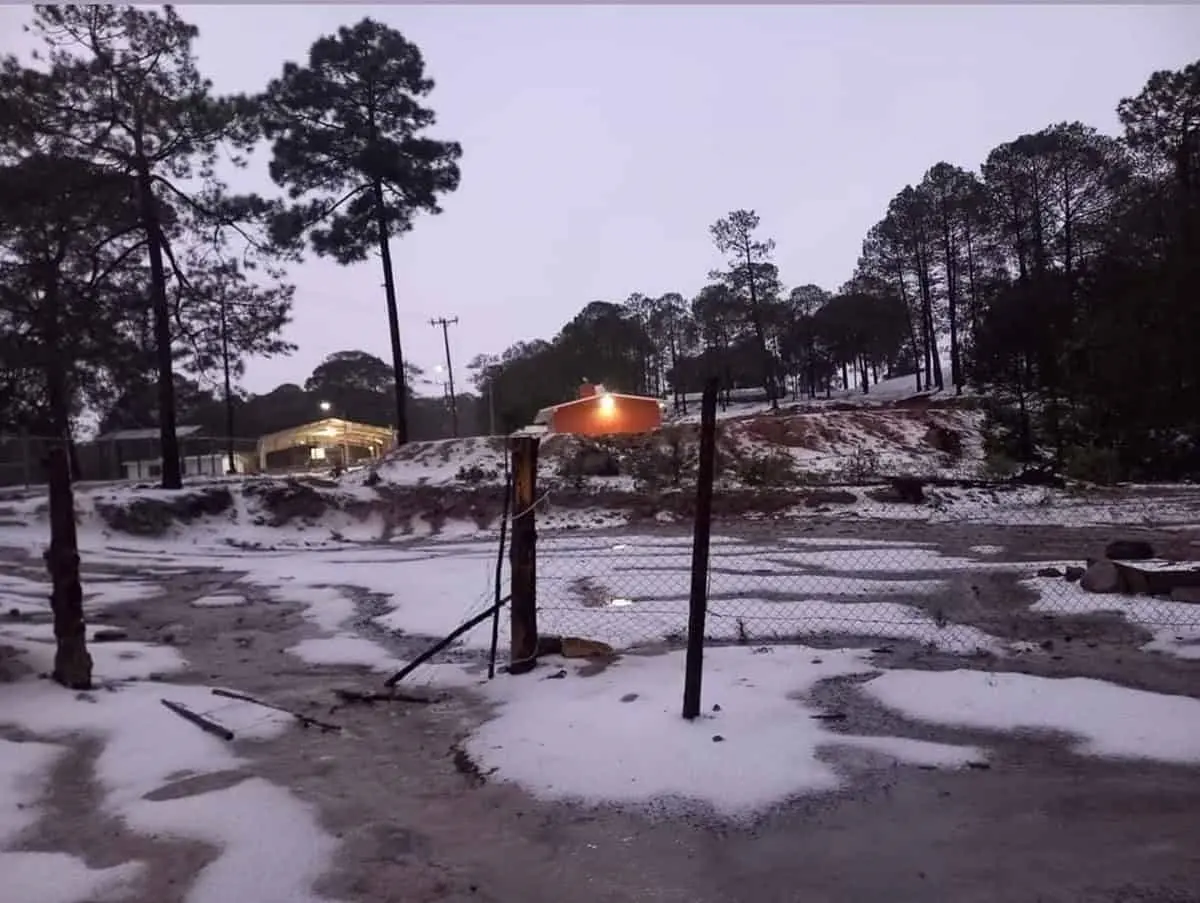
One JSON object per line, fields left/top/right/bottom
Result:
{"left": 2, "top": 516, "right": 1200, "bottom": 903}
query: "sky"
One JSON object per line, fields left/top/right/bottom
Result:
{"left": 3, "top": 4, "right": 1199, "bottom": 398}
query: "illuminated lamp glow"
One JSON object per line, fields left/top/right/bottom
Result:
{"left": 597, "top": 392, "right": 616, "bottom": 414}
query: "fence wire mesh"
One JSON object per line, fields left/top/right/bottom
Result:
{"left": 534, "top": 490, "right": 1200, "bottom": 655}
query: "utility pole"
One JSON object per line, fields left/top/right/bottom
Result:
{"left": 429, "top": 316, "right": 460, "bottom": 438}
{"left": 219, "top": 291, "right": 236, "bottom": 474}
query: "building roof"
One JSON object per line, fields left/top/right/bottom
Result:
{"left": 96, "top": 425, "right": 203, "bottom": 441}
{"left": 256, "top": 417, "right": 395, "bottom": 456}
{"left": 536, "top": 392, "right": 663, "bottom": 419}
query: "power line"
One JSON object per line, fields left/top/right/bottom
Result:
{"left": 429, "top": 316, "right": 460, "bottom": 438}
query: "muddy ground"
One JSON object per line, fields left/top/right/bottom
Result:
{"left": 1, "top": 516, "right": 1199, "bottom": 903}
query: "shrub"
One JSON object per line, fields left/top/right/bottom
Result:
{"left": 978, "top": 451, "right": 1019, "bottom": 480}
{"left": 734, "top": 450, "right": 797, "bottom": 488}
{"left": 832, "top": 447, "right": 881, "bottom": 483}
{"left": 455, "top": 462, "right": 498, "bottom": 485}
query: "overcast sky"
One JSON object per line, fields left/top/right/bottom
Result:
{"left": 4, "top": 4, "right": 1199, "bottom": 397}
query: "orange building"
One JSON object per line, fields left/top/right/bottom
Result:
{"left": 532, "top": 382, "right": 664, "bottom": 436}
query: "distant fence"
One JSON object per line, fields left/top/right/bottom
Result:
{"left": 0, "top": 434, "right": 260, "bottom": 489}
{"left": 510, "top": 451, "right": 1200, "bottom": 660}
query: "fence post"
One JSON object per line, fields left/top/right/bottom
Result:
{"left": 682, "top": 377, "right": 719, "bottom": 720}
{"left": 509, "top": 434, "right": 540, "bottom": 675}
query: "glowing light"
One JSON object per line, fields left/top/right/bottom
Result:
{"left": 319, "top": 400, "right": 332, "bottom": 412}
{"left": 598, "top": 392, "right": 616, "bottom": 414}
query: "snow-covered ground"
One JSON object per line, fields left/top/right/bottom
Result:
{"left": 3, "top": 492, "right": 1200, "bottom": 900}
{"left": 466, "top": 645, "right": 1200, "bottom": 820}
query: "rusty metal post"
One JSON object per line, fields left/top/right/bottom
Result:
{"left": 682, "top": 378, "right": 719, "bottom": 719}
{"left": 508, "top": 434, "right": 540, "bottom": 674}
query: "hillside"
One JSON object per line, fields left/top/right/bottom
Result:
{"left": 3, "top": 392, "right": 1195, "bottom": 550}
{"left": 352, "top": 391, "right": 985, "bottom": 493}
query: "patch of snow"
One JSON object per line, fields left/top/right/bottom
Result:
{"left": 0, "top": 853, "right": 144, "bottom": 903}
{"left": 0, "top": 622, "right": 187, "bottom": 681}
{"left": 465, "top": 646, "right": 980, "bottom": 819}
{"left": 1025, "top": 577, "right": 1200, "bottom": 660}
{"left": 286, "top": 636, "right": 399, "bottom": 671}
{"left": 86, "top": 581, "right": 161, "bottom": 609}
{"left": 121, "top": 777, "right": 339, "bottom": 903}
{"left": 191, "top": 594, "right": 246, "bottom": 608}
{"left": 0, "top": 678, "right": 341, "bottom": 903}
{"left": 0, "top": 737, "right": 61, "bottom": 844}
{"left": 864, "top": 669, "right": 1200, "bottom": 764}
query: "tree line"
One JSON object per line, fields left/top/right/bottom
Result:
{"left": 472, "top": 59, "right": 1200, "bottom": 481}
{"left": 0, "top": 6, "right": 460, "bottom": 489}
{"left": 98, "top": 349, "right": 481, "bottom": 447}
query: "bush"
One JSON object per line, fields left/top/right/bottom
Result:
{"left": 1063, "top": 444, "right": 1123, "bottom": 485}
{"left": 832, "top": 447, "right": 881, "bottom": 483}
{"left": 733, "top": 450, "right": 797, "bottom": 488}
{"left": 978, "top": 451, "right": 1019, "bottom": 480}
{"left": 455, "top": 463, "right": 498, "bottom": 485}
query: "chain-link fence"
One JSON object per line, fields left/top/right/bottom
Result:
{"left": 0, "top": 434, "right": 261, "bottom": 489}
{"left": 534, "top": 491, "right": 1200, "bottom": 656}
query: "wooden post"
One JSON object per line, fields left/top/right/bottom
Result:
{"left": 43, "top": 445, "right": 93, "bottom": 689}
{"left": 682, "top": 378, "right": 719, "bottom": 719}
{"left": 509, "top": 434, "right": 539, "bottom": 675}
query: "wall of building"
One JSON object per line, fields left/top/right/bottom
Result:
{"left": 121, "top": 452, "right": 256, "bottom": 480}
{"left": 550, "top": 395, "right": 662, "bottom": 436}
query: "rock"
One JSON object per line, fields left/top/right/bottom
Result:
{"left": 1064, "top": 566, "right": 1085, "bottom": 583}
{"left": 1169, "top": 586, "right": 1200, "bottom": 604}
{"left": 92, "top": 628, "right": 129, "bottom": 643}
{"left": 560, "top": 636, "right": 616, "bottom": 659}
{"left": 1080, "top": 560, "right": 1123, "bottom": 594}
{"left": 803, "top": 489, "right": 857, "bottom": 508}
{"left": 1104, "top": 539, "right": 1155, "bottom": 561}
{"left": 1037, "top": 567, "right": 1063, "bottom": 578}
{"left": 889, "top": 476, "right": 926, "bottom": 504}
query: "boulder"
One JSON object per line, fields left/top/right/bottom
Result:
{"left": 1063, "top": 565, "right": 1086, "bottom": 583}
{"left": 888, "top": 476, "right": 926, "bottom": 504}
{"left": 560, "top": 636, "right": 616, "bottom": 659}
{"left": 92, "top": 628, "right": 129, "bottom": 643}
{"left": 1037, "top": 566, "right": 1064, "bottom": 578}
{"left": 1080, "top": 560, "right": 1124, "bottom": 594}
{"left": 1104, "top": 539, "right": 1155, "bottom": 561}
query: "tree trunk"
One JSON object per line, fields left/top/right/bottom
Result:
{"left": 134, "top": 152, "right": 182, "bottom": 489}
{"left": 41, "top": 274, "right": 91, "bottom": 690}
{"left": 372, "top": 178, "right": 409, "bottom": 445}
{"left": 44, "top": 444, "right": 92, "bottom": 689}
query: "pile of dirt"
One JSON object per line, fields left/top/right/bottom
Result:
{"left": 95, "top": 486, "right": 234, "bottom": 537}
